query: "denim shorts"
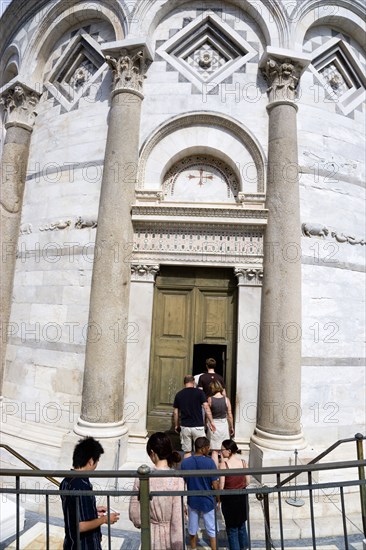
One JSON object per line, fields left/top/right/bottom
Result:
{"left": 188, "top": 506, "right": 216, "bottom": 538}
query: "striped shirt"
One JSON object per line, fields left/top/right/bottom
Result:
{"left": 60, "top": 476, "right": 102, "bottom": 550}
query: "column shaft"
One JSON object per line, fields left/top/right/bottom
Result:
{"left": 253, "top": 56, "right": 309, "bottom": 450}
{"left": 0, "top": 83, "right": 40, "bottom": 395}
{"left": 79, "top": 93, "right": 141, "bottom": 427}
{"left": 257, "top": 101, "right": 302, "bottom": 437}
{"left": 75, "top": 44, "right": 150, "bottom": 436}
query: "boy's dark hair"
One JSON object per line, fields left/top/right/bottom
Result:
{"left": 72, "top": 437, "right": 104, "bottom": 468}
{"left": 195, "top": 436, "right": 210, "bottom": 451}
{"left": 205, "top": 358, "right": 216, "bottom": 370}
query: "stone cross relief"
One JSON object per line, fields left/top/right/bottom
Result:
{"left": 187, "top": 168, "right": 214, "bottom": 186}
{"left": 263, "top": 58, "right": 300, "bottom": 102}
{"left": 105, "top": 49, "right": 149, "bottom": 93}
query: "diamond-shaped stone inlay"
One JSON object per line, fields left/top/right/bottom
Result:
{"left": 319, "top": 63, "right": 350, "bottom": 97}
{"left": 45, "top": 30, "right": 106, "bottom": 111}
{"left": 157, "top": 10, "right": 257, "bottom": 88}
{"left": 186, "top": 43, "right": 228, "bottom": 80}
{"left": 310, "top": 37, "right": 366, "bottom": 114}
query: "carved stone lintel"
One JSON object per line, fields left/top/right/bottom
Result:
{"left": 131, "top": 264, "right": 159, "bottom": 282}
{"left": 0, "top": 82, "right": 41, "bottom": 129}
{"left": 263, "top": 58, "right": 300, "bottom": 102}
{"left": 234, "top": 267, "right": 263, "bottom": 286}
{"left": 105, "top": 47, "right": 150, "bottom": 96}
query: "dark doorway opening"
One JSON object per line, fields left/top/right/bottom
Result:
{"left": 192, "top": 344, "right": 227, "bottom": 379}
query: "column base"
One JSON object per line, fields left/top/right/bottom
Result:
{"left": 251, "top": 427, "right": 307, "bottom": 451}
{"left": 74, "top": 417, "right": 129, "bottom": 439}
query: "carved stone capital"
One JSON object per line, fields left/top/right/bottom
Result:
{"left": 103, "top": 41, "right": 152, "bottom": 97}
{"left": 263, "top": 58, "right": 301, "bottom": 102}
{"left": 0, "top": 82, "right": 41, "bottom": 129}
{"left": 131, "top": 264, "right": 159, "bottom": 282}
{"left": 259, "top": 48, "right": 311, "bottom": 103}
{"left": 234, "top": 267, "right": 263, "bottom": 286}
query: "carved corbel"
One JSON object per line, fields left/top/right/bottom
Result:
{"left": 234, "top": 267, "right": 264, "bottom": 286}
{"left": 131, "top": 264, "right": 160, "bottom": 282}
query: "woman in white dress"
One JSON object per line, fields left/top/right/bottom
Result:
{"left": 207, "top": 380, "right": 234, "bottom": 466}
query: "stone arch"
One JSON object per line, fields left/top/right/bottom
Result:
{"left": 291, "top": 0, "right": 365, "bottom": 49}
{"left": 132, "top": 0, "right": 288, "bottom": 49}
{"left": 22, "top": 1, "right": 126, "bottom": 83}
{"left": 0, "top": 44, "right": 20, "bottom": 86}
{"left": 138, "top": 112, "right": 266, "bottom": 195}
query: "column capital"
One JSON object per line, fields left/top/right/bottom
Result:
{"left": 131, "top": 264, "right": 160, "bottom": 282}
{"left": 234, "top": 267, "right": 263, "bottom": 286}
{"left": 102, "top": 38, "right": 153, "bottom": 98}
{"left": 259, "top": 47, "right": 311, "bottom": 102}
{"left": 0, "top": 80, "right": 41, "bottom": 130}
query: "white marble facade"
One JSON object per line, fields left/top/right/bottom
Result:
{"left": 0, "top": 0, "right": 365, "bottom": 469}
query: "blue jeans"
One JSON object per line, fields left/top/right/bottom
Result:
{"left": 226, "top": 522, "right": 248, "bottom": 550}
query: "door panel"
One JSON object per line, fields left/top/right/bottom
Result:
{"left": 147, "top": 267, "right": 237, "bottom": 434}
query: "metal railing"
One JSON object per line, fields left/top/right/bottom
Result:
{"left": 1, "top": 456, "right": 365, "bottom": 550}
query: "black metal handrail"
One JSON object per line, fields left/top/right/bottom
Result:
{"left": 1, "top": 457, "right": 365, "bottom": 550}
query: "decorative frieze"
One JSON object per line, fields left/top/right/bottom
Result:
{"left": 302, "top": 222, "right": 365, "bottom": 245}
{"left": 0, "top": 82, "right": 40, "bottom": 129}
{"left": 131, "top": 264, "right": 159, "bottom": 282}
{"left": 75, "top": 217, "right": 98, "bottom": 229}
{"left": 234, "top": 267, "right": 264, "bottom": 286}
{"left": 132, "top": 222, "right": 264, "bottom": 266}
{"left": 132, "top": 205, "right": 268, "bottom": 222}
{"left": 39, "top": 220, "right": 71, "bottom": 231}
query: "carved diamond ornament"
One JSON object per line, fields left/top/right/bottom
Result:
{"left": 310, "top": 37, "right": 366, "bottom": 115}
{"left": 45, "top": 31, "right": 106, "bottom": 111}
{"left": 157, "top": 11, "right": 257, "bottom": 88}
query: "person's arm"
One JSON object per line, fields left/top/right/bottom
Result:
{"left": 80, "top": 512, "right": 119, "bottom": 533}
{"left": 226, "top": 397, "right": 234, "bottom": 436}
{"left": 218, "top": 462, "right": 226, "bottom": 490}
{"left": 242, "top": 459, "right": 250, "bottom": 487}
{"left": 203, "top": 402, "right": 216, "bottom": 432}
{"left": 129, "top": 478, "right": 141, "bottom": 528}
{"left": 173, "top": 407, "right": 180, "bottom": 432}
{"left": 212, "top": 478, "right": 220, "bottom": 505}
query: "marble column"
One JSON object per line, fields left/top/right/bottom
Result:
{"left": 124, "top": 264, "right": 159, "bottom": 460}
{"left": 74, "top": 41, "right": 152, "bottom": 437}
{"left": 233, "top": 268, "right": 262, "bottom": 447}
{"left": 0, "top": 82, "right": 40, "bottom": 396}
{"left": 252, "top": 51, "right": 310, "bottom": 451}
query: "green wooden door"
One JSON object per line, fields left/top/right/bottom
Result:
{"left": 147, "top": 267, "right": 237, "bottom": 433}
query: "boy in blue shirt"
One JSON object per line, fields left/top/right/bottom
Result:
{"left": 181, "top": 436, "right": 219, "bottom": 550}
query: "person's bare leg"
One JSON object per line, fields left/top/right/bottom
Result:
{"left": 209, "top": 536, "right": 217, "bottom": 550}
{"left": 190, "top": 534, "right": 197, "bottom": 548}
{"left": 211, "top": 450, "right": 219, "bottom": 467}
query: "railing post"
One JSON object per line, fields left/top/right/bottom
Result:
{"left": 138, "top": 464, "right": 151, "bottom": 550}
{"left": 256, "top": 488, "right": 271, "bottom": 550}
{"left": 355, "top": 433, "right": 366, "bottom": 537}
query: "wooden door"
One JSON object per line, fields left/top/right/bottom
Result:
{"left": 147, "top": 267, "right": 237, "bottom": 433}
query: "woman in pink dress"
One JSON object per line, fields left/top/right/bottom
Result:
{"left": 129, "top": 432, "right": 185, "bottom": 549}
